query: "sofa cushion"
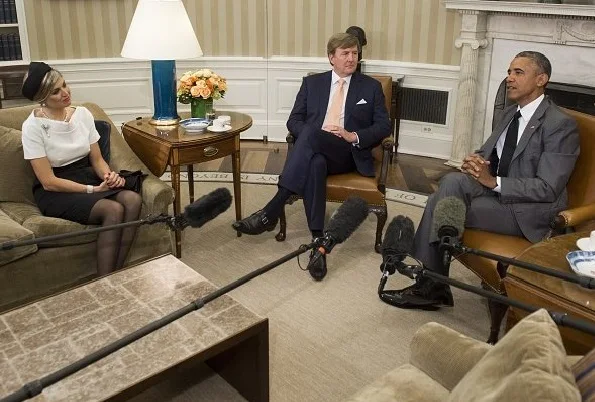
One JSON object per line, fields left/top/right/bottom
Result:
{"left": 0, "top": 208, "right": 37, "bottom": 266}
{"left": 448, "top": 309, "right": 581, "bottom": 402}
{"left": 347, "top": 364, "right": 449, "bottom": 402}
{"left": 0, "top": 125, "right": 36, "bottom": 205}
{"left": 0, "top": 202, "right": 96, "bottom": 247}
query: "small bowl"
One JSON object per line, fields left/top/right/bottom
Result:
{"left": 566, "top": 250, "right": 595, "bottom": 279}
{"left": 180, "top": 118, "right": 211, "bottom": 133}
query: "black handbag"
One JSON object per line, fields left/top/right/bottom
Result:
{"left": 119, "top": 170, "right": 147, "bottom": 193}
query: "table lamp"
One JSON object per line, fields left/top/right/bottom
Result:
{"left": 121, "top": 0, "right": 202, "bottom": 126}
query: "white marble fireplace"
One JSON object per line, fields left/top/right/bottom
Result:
{"left": 443, "top": 0, "right": 595, "bottom": 166}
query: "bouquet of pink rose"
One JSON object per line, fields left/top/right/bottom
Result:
{"left": 177, "top": 69, "right": 227, "bottom": 104}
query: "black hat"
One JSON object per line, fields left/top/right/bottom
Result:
{"left": 22, "top": 62, "right": 52, "bottom": 101}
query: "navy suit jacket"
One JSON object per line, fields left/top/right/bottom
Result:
{"left": 286, "top": 71, "right": 391, "bottom": 177}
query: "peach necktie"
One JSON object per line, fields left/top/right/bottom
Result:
{"left": 323, "top": 78, "right": 345, "bottom": 128}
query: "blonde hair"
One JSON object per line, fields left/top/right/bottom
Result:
{"left": 22, "top": 69, "right": 63, "bottom": 104}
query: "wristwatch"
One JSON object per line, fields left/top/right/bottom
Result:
{"left": 86, "top": 185, "right": 94, "bottom": 194}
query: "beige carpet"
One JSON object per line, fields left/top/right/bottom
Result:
{"left": 141, "top": 182, "right": 490, "bottom": 401}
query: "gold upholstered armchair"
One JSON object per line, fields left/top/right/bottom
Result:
{"left": 457, "top": 108, "right": 595, "bottom": 344}
{"left": 274, "top": 74, "right": 396, "bottom": 252}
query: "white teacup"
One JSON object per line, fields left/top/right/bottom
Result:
{"left": 212, "top": 119, "right": 225, "bottom": 129}
{"left": 590, "top": 230, "right": 595, "bottom": 250}
{"left": 217, "top": 115, "right": 231, "bottom": 125}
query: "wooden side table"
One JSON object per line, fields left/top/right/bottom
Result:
{"left": 122, "top": 112, "right": 253, "bottom": 257}
{"left": 504, "top": 232, "right": 595, "bottom": 354}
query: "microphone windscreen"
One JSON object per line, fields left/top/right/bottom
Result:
{"left": 432, "top": 196, "right": 466, "bottom": 238}
{"left": 325, "top": 196, "right": 369, "bottom": 243}
{"left": 381, "top": 215, "right": 415, "bottom": 257}
{"left": 183, "top": 187, "right": 232, "bottom": 228}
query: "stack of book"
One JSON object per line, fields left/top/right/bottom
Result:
{"left": 0, "top": 32, "right": 20, "bottom": 60}
{"left": 0, "top": 0, "right": 17, "bottom": 24}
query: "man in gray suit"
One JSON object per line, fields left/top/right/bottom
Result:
{"left": 390, "top": 51, "right": 580, "bottom": 309}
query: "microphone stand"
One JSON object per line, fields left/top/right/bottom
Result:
{"left": 446, "top": 241, "right": 595, "bottom": 289}
{"left": 0, "top": 214, "right": 179, "bottom": 251}
{"left": 0, "top": 242, "right": 316, "bottom": 402}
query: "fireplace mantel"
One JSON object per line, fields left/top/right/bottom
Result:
{"left": 444, "top": 0, "right": 595, "bottom": 18}
{"left": 441, "top": 0, "right": 595, "bottom": 167}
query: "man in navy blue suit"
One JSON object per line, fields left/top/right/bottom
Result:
{"left": 233, "top": 32, "right": 391, "bottom": 280}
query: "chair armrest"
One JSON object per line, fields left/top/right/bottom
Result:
{"left": 376, "top": 138, "right": 394, "bottom": 192}
{"left": 409, "top": 322, "right": 492, "bottom": 391}
{"left": 551, "top": 203, "right": 595, "bottom": 230}
{"left": 139, "top": 176, "right": 175, "bottom": 215}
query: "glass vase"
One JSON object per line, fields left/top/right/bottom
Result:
{"left": 190, "top": 97, "right": 213, "bottom": 119}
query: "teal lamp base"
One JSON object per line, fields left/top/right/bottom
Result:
{"left": 149, "top": 60, "right": 180, "bottom": 126}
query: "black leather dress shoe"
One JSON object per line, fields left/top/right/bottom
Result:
{"left": 380, "top": 279, "right": 454, "bottom": 310}
{"left": 307, "top": 250, "right": 327, "bottom": 281}
{"left": 232, "top": 210, "right": 278, "bottom": 235}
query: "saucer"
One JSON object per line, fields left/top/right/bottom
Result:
{"left": 576, "top": 238, "right": 594, "bottom": 251}
{"left": 207, "top": 124, "right": 232, "bottom": 133}
{"left": 566, "top": 250, "right": 595, "bottom": 279}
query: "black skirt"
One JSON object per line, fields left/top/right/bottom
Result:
{"left": 33, "top": 156, "right": 122, "bottom": 224}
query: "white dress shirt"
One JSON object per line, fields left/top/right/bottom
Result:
{"left": 493, "top": 94, "right": 544, "bottom": 192}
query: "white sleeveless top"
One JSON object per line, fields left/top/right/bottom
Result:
{"left": 21, "top": 106, "right": 100, "bottom": 167}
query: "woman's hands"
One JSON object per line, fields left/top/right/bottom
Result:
{"left": 93, "top": 172, "right": 124, "bottom": 193}
{"left": 104, "top": 171, "right": 125, "bottom": 189}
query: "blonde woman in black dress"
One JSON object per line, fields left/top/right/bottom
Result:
{"left": 21, "top": 62, "right": 142, "bottom": 275}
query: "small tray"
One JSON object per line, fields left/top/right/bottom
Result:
{"left": 566, "top": 250, "right": 595, "bottom": 279}
{"left": 180, "top": 118, "right": 211, "bottom": 133}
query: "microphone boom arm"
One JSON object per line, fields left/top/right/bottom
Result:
{"left": 0, "top": 214, "right": 174, "bottom": 251}
{"left": 445, "top": 241, "right": 595, "bottom": 290}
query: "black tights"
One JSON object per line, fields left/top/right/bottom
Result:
{"left": 88, "top": 190, "right": 142, "bottom": 276}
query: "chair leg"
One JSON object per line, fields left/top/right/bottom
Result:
{"left": 487, "top": 298, "right": 508, "bottom": 345}
{"left": 370, "top": 204, "right": 387, "bottom": 253}
{"left": 275, "top": 205, "right": 287, "bottom": 242}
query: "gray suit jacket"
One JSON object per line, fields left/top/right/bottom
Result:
{"left": 477, "top": 97, "right": 580, "bottom": 242}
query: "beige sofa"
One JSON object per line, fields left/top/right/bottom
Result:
{"left": 0, "top": 102, "right": 174, "bottom": 312}
{"left": 348, "top": 309, "right": 587, "bottom": 402}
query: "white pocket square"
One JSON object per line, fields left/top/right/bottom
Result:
{"left": 356, "top": 99, "right": 367, "bottom": 105}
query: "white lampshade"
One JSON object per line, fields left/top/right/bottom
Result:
{"left": 121, "top": 0, "right": 203, "bottom": 60}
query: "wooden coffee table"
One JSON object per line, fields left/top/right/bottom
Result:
{"left": 0, "top": 254, "right": 269, "bottom": 401}
{"left": 122, "top": 112, "right": 253, "bottom": 257}
{"left": 504, "top": 232, "right": 595, "bottom": 354}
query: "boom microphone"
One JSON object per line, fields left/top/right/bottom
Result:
{"left": 309, "top": 196, "right": 369, "bottom": 265}
{"left": 432, "top": 196, "right": 466, "bottom": 268}
{"left": 380, "top": 215, "right": 416, "bottom": 278}
{"left": 0, "top": 188, "right": 232, "bottom": 251}
{"left": 175, "top": 187, "right": 232, "bottom": 230}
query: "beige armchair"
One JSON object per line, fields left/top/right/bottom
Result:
{"left": 347, "top": 309, "right": 584, "bottom": 402}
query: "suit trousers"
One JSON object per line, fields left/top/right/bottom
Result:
{"left": 413, "top": 172, "right": 524, "bottom": 276}
{"left": 278, "top": 126, "right": 356, "bottom": 232}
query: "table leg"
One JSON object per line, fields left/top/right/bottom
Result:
{"left": 187, "top": 164, "right": 195, "bottom": 203}
{"left": 232, "top": 149, "right": 242, "bottom": 237}
{"left": 171, "top": 164, "right": 182, "bottom": 258}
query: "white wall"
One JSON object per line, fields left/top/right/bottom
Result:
{"left": 49, "top": 57, "right": 460, "bottom": 159}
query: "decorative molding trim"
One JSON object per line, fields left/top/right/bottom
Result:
{"left": 555, "top": 20, "right": 595, "bottom": 43}
{"left": 443, "top": 0, "right": 595, "bottom": 18}
{"left": 47, "top": 56, "right": 459, "bottom": 158}
{"left": 455, "top": 38, "right": 489, "bottom": 49}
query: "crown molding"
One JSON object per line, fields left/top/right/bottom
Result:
{"left": 443, "top": 0, "right": 595, "bottom": 18}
